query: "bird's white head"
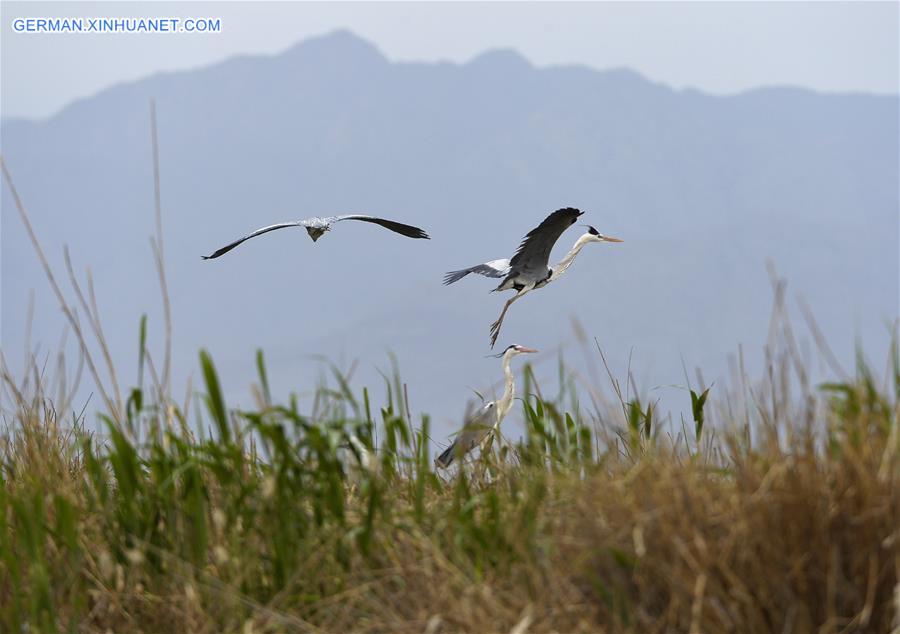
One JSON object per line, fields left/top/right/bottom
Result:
{"left": 491, "top": 344, "right": 538, "bottom": 358}
{"left": 583, "top": 225, "right": 623, "bottom": 244}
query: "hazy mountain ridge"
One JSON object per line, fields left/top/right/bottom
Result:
{"left": 2, "top": 30, "right": 897, "bottom": 433}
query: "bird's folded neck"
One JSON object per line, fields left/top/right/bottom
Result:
{"left": 551, "top": 235, "right": 590, "bottom": 281}
{"left": 497, "top": 355, "right": 517, "bottom": 420}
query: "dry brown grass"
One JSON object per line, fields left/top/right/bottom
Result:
{"left": 2, "top": 350, "right": 897, "bottom": 633}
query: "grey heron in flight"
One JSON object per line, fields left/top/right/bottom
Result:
{"left": 434, "top": 344, "right": 537, "bottom": 468}
{"left": 443, "top": 207, "right": 622, "bottom": 347}
{"left": 202, "top": 214, "right": 429, "bottom": 260}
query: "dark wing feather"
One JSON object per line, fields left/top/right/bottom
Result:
{"left": 434, "top": 441, "right": 459, "bottom": 469}
{"left": 335, "top": 215, "right": 430, "bottom": 239}
{"left": 508, "top": 207, "right": 583, "bottom": 273}
{"left": 202, "top": 222, "right": 303, "bottom": 259}
{"left": 434, "top": 402, "right": 496, "bottom": 468}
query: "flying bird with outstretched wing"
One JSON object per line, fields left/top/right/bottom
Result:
{"left": 443, "top": 207, "right": 622, "bottom": 347}
{"left": 202, "top": 214, "right": 430, "bottom": 260}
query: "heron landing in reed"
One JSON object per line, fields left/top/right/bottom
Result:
{"left": 202, "top": 214, "right": 430, "bottom": 260}
{"left": 443, "top": 207, "right": 622, "bottom": 347}
{"left": 434, "top": 344, "right": 537, "bottom": 469}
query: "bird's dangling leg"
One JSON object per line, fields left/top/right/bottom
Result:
{"left": 489, "top": 296, "right": 518, "bottom": 348}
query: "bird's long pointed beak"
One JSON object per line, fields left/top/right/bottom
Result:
{"left": 602, "top": 236, "right": 623, "bottom": 243}
{"left": 518, "top": 346, "right": 538, "bottom": 354}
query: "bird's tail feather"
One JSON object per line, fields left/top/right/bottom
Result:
{"left": 434, "top": 441, "right": 457, "bottom": 469}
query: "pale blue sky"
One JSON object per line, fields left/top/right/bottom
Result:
{"left": 2, "top": 1, "right": 898, "bottom": 120}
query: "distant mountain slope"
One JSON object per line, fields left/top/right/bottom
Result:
{"left": 2, "top": 30, "right": 897, "bottom": 433}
